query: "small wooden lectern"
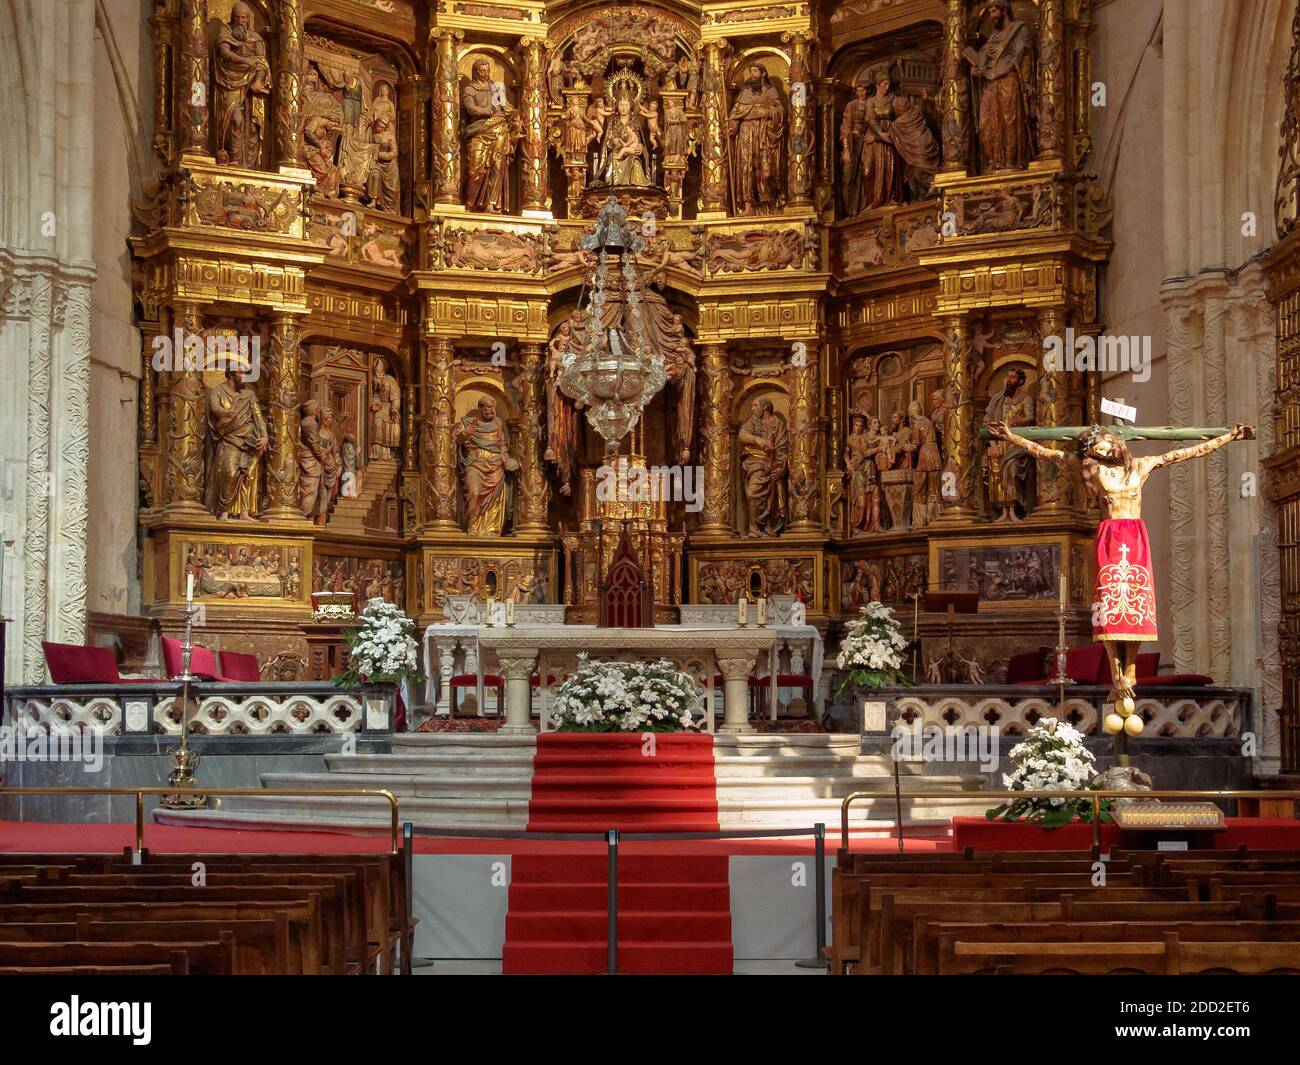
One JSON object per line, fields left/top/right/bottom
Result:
{"left": 922, "top": 590, "right": 980, "bottom": 684}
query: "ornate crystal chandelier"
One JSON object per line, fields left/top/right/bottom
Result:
{"left": 558, "top": 197, "right": 667, "bottom": 451}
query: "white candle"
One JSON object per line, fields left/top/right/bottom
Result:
{"left": 757, "top": 597, "right": 767, "bottom": 626}
{"left": 738, "top": 595, "right": 748, "bottom": 627}
{"left": 486, "top": 595, "right": 495, "bottom": 626}
{"left": 1059, "top": 570, "right": 1067, "bottom": 604}
{"left": 506, "top": 599, "right": 515, "bottom": 625}
{"left": 186, "top": 571, "right": 194, "bottom": 603}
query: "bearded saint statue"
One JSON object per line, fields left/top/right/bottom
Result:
{"left": 213, "top": 1, "right": 272, "bottom": 168}
{"left": 727, "top": 63, "right": 785, "bottom": 214}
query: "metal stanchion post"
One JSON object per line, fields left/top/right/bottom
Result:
{"left": 404, "top": 821, "right": 433, "bottom": 971}
{"left": 606, "top": 829, "right": 619, "bottom": 975}
{"left": 796, "top": 822, "right": 827, "bottom": 969}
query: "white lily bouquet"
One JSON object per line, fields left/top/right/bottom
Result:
{"left": 335, "top": 597, "right": 424, "bottom": 689}
{"left": 986, "top": 717, "right": 1112, "bottom": 829}
{"left": 551, "top": 656, "right": 701, "bottom": 733}
{"left": 835, "top": 601, "right": 909, "bottom": 694}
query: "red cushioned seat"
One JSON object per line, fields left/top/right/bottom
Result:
{"left": 1005, "top": 649, "right": 1047, "bottom": 684}
{"left": 1034, "top": 643, "right": 1108, "bottom": 685}
{"left": 42, "top": 642, "right": 120, "bottom": 684}
{"left": 218, "top": 651, "right": 261, "bottom": 682}
{"left": 449, "top": 673, "right": 504, "bottom": 715}
{"left": 529, "top": 673, "right": 558, "bottom": 687}
{"left": 161, "top": 636, "right": 221, "bottom": 681}
{"left": 1135, "top": 673, "right": 1214, "bottom": 687}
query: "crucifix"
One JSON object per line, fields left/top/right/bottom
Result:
{"left": 982, "top": 421, "right": 1253, "bottom": 757}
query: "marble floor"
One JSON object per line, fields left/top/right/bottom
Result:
{"left": 412, "top": 958, "right": 825, "bottom": 975}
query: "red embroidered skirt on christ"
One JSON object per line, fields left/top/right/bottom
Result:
{"left": 1093, "top": 518, "right": 1159, "bottom": 642}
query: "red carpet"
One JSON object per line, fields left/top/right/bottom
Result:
{"left": 502, "top": 733, "right": 733, "bottom": 974}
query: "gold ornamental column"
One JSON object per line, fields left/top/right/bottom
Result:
{"left": 514, "top": 343, "right": 550, "bottom": 532}
{"left": 783, "top": 32, "right": 814, "bottom": 208}
{"left": 423, "top": 336, "right": 458, "bottom": 529}
{"left": 264, "top": 313, "right": 302, "bottom": 519}
{"left": 432, "top": 29, "right": 464, "bottom": 206}
{"left": 788, "top": 341, "right": 822, "bottom": 530}
{"left": 276, "top": 0, "right": 306, "bottom": 169}
{"left": 164, "top": 302, "right": 206, "bottom": 513}
{"left": 1034, "top": 307, "right": 1072, "bottom": 514}
{"left": 700, "top": 42, "right": 728, "bottom": 215}
{"left": 1036, "top": 0, "right": 1066, "bottom": 161}
{"left": 698, "top": 343, "right": 733, "bottom": 533}
{"left": 520, "top": 40, "right": 548, "bottom": 213}
{"left": 176, "top": 0, "right": 208, "bottom": 155}
{"left": 815, "top": 77, "right": 836, "bottom": 216}
{"left": 939, "top": 315, "right": 978, "bottom": 518}
{"left": 939, "top": 0, "right": 970, "bottom": 172}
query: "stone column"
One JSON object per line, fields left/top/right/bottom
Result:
{"left": 514, "top": 343, "right": 550, "bottom": 532}
{"left": 783, "top": 32, "right": 814, "bottom": 207}
{"left": 431, "top": 29, "right": 464, "bottom": 205}
{"left": 717, "top": 654, "right": 757, "bottom": 733}
{"left": 1036, "top": 0, "right": 1066, "bottom": 161}
{"left": 940, "top": 315, "right": 977, "bottom": 517}
{"left": 165, "top": 302, "right": 207, "bottom": 512}
{"left": 520, "top": 39, "right": 548, "bottom": 213}
{"left": 176, "top": 0, "right": 209, "bottom": 155}
{"left": 698, "top": 343, "right": 733, "bottom": 533}
{"left": 939, "top": 0, "right": 970, "bottom": 171}
{"left": 264, "top": 313, "right": 302, "bottom": 518}
{"left": 21, "top": 273, "right": 54, "bottom": 682}
{"left": 788, "top": 340, "right": 821, "bottom": 530}
{"left": 422, "top": 335, "right": 458, "bottom": 528}
{"left": 276, "top": 0, "right": 306, "bottom": 169}
{"left": 700, "top": 42, "right": 728, "bottom": 214}
{"left": 1034, "top": 307, "right": 1072, "bottom": 514}
{"left": 498, "top": 653, "right": 538, "bottom": 733}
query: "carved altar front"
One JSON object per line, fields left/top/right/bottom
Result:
{"left": 128, "top": 0, "right": 1110, "bottom": 688}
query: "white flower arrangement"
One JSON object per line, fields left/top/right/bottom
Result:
{"left": 335, "top": 597, "right": 424, "bottom": 688}
{"left": 550, "top": 656, "right": 701, "bottom": 733}
{"left": 835, "top": 601, "right": 909, "bottom": 692}
{"left": 987, "top": 716, "right": 1111, "bottom": 829}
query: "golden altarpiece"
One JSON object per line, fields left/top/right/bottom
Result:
{"left": 130, "top": 0, "right": 1110, "bottom": 683}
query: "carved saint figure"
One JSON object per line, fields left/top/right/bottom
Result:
{"left": 369, "top": 357, "right": 402, "bottom": 460}
{"left": 544, "top": 322, "right": 577, "bottom": 497}
{"left": 987, "top": 421, "right": 1252, "bottom": 733}
{"left": 317, "top": 408, "right": 342, "bottom": 519}
{"left": 365, "top": 86, "right": 401, "bottom": 212}
{"left": 907, "top": 400, "right": 943, "bottom": 526}
{"left": 562, "top": 95, "right": 591, "bottom": 158}
{"left": 456, "top": 397, "right": 519, "bottom": 535}
{"left": 738, "top": 397, "right": 790, "bottom": 537}
{"left": 303, "top": 68, "right": 343, "bottom": 196}
{"left": 840, "top": 67, "right": 941, "bottom": 215}
{"left": 965, "top": 0, "right": 1036, "bottom": 172}
{"left": 462, "top": 60, "right": 521, "bottom": 213}
{"left": 297, "top": 399, "right": 326, "bottom": 519}
{"left": 213, "top": 1, "right": 272, "bottom": 168}
{"left": 596, "top": 92, "right": 653, "bottom": 186}
{"left": 845, "top": 412, "right": 884, "bottom": 534}
{"left": 982, "top": 367, "right": 1037, "bottom": 521}
{"left": 727, "top": 64, "right": 785, "bottom": 214}
{"left": 205, "top": 368, "right": 267, "bottom": 520}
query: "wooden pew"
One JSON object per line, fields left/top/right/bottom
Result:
{"left": 0, "top": 938, "right": 234, "bottom": 975}
{"left": 937, "top": 932, "right": 1178, "bottom": 975}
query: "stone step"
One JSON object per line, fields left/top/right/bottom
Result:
{"left": 260, "top": 770, "right": 533, "bottom": 799}
{"left": 714, "top": 775, "right": 980, "bottom": 800}
{"left": 324, "top": 753, "right": 536, "bottom": 776}
{"left": 195, "top": 791, "right": 531, "bottom": 829}
{"left": 712, "top": 754, "right": 917, "bottom": 779}
{"left": 392, "top": 734, "right": 537, "bottom": 752}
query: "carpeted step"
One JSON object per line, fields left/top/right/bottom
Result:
{"left": 502, "top": 940, "right": 733, "bottom": 976}
{"left": 512, "top": 854, "right": 729, "bottom": 883}
{"left": 508, "top": 882, "right": 732, "bottom": 911}
{"left": 506, "top": 911, "right": 731, "bottom": 942}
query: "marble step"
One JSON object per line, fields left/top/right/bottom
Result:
{"left": 324, "top": 752, "right": 537, "bottom": 777}
{"left": 181, "top": 791, "right": 531, "bottom": 829}
{"left": 259, "top": 770, "right": 533, "bottom": 799}
{"left": 712, "top": 754, "right": 920, "bottom": 779}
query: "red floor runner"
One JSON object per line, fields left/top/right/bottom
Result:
{"left": 502, "top": 733, "right": 733, "bottom": 975}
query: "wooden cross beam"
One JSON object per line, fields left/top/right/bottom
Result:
{"left": 976, "top": 425, "right": 1244, "bottom": 441}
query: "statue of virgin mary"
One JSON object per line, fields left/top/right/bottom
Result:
{"left": 595, "top": 77, "right": 654, "bottom": 187}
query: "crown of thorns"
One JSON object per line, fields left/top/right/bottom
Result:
{"left": 1077, "top": 424, "right": 1116, "bottom": 455}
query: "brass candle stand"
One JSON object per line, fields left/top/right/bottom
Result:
{"left": 160, "top": 600, "right": 207, "bottom": 810}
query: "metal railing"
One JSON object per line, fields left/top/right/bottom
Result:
{"left": 411, "top": 823, "right": 828, "bottom": 975}
{"left": 0, "top": 786, "right": 403, "bottom": 854}
{"left": 840, "top": 788, "right": 1300, "bottom": 850}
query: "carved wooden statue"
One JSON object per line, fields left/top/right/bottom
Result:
{"left": 982, "top": 366, "right": 1037, "bottom": 522}
{"left": 727, "top": 64, "right": 785, "bottom": 214}
{"left": 965, "top": 0, "right": 1036, "bottom": 172}
{"left": 213, "top": 1, "right": 271, "bottom": 168}
{"left": 205, "top": 368, "right": 267, "bottom": 520}
{"left": 738, "top": 397, "right": 790, "bottom": 537}
{"left": 462, "top": 60, "right": 521, "bottom": 213}
{"left": 455, "top": 397, "right": 519, "bottom": 534}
